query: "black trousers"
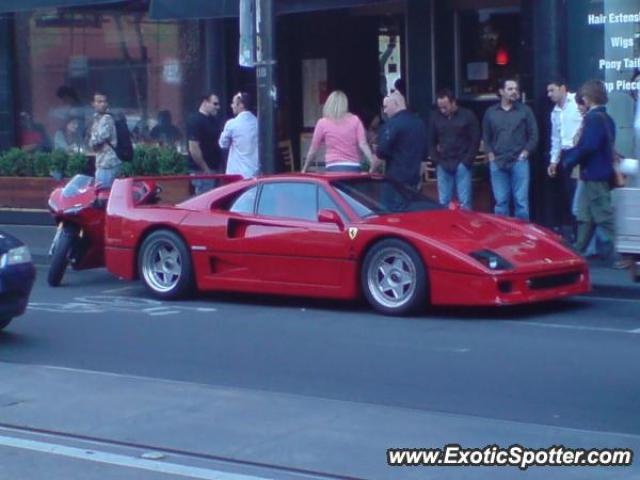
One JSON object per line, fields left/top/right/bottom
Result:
{"left": 555, "top": 152, "right": 577, "bottom": 227}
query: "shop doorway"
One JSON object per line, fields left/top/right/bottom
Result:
{"left": 276, "top": 2, "right": 406, "bottom": 170}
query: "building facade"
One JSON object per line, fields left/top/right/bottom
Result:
{"left": 0, "top": 0, "right": 637, "bottom": 223}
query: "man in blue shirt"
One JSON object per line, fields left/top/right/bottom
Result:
{"left": 562, "top": 80, "right": 616, "bottom": 260}
{"left": 373, "top": 93, "right": 428, "bottom": 190}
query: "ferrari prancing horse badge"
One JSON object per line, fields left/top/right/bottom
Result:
{"left": 348, "top": 228, "right": 359, "bottom": 240}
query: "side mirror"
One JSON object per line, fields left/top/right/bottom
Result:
{"left": 318, "top": 209, "right": 344, "bottom": 230}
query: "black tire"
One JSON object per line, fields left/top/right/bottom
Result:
{"left": 138, "top": 230, "right": 194, "bottom": 300}
{"left": 361, "top": 238, "right": 428, "bottom": 316}
{"left": 0, "top": 317, "right": 13, "bottom": 331}
{"left": 47, "top": 231, "right": 75, "bottom": 287}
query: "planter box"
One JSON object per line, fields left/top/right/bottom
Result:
{"left": 154, "top": 178, "right": 193, "bottom": 205}
{"left": 0, "top": 177, "right": 61, "bottom": 209}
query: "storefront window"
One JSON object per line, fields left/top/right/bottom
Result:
{"left": 456, "top": 7, "right": 521, "bottom": 99}
{"left": 600, "top": 0, "right": 640, "bottom": 157}
{"left": 14, "top": 8, "right": 203, "bottom": 152}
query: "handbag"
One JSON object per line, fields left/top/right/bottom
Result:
{"left": 610, "top": 157, "right": 626, "bottom": 189}
{"left": 598, "top": 112, "right": 626, "bottom": 189}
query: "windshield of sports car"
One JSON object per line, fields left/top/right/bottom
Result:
{"left": 62, "top": 175, "right": 94, "bottom": 198}
{"left": 331, "top": 178, "right": 443, "bottom": 218}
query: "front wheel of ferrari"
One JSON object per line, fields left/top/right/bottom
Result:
{"left": 138, "top": 230, "right": 193, "bottom": 300}
{"left": 361, "top": 239, "right": 427, "bottom": 316}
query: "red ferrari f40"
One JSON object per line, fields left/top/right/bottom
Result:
{"left": 105, "top": 174, "right": 589, "bottom": 315}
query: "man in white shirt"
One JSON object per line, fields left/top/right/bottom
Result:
{"left": 219, "top": 92, "right": 260, "bottom": 179}
{"left": 546, "top": 79, "right": 583, "bottom": 236}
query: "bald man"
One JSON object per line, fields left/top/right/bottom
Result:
{"left": 372, "top": 94, "right": 427, "bottom": 190}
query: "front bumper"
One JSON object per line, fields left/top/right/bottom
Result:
{"left": 0, "top": 263, "right": 36, "bottom": 319}
{"left": 430, "top": 266, "right": 590, "bottom": 306}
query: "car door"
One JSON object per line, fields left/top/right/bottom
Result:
{"left": 222, "top": 181, "right": 354, "bottom": 292}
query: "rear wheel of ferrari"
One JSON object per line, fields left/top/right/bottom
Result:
{"left": 361, "top": 239, "right": 427, "bottom": 316}
{"left": 138, "top": 230, "right": 193, "bottom": 300}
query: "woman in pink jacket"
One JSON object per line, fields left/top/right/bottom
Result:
{"left": 302, "top": 90, "right": 375, "bottom": 173}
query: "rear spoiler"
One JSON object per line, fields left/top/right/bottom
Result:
{"left": 125, "top": 174, "right": 243, "bottom": 185}
{"left": 107, "top": 174, "right": 244, "bottom": 214}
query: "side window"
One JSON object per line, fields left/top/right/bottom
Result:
{"left": 318, "top": 187, "right": 347, "bottom": 222}
{"left": 257, "top": 182, "right": 317, "bottom": 221}
{"left": 229, "top": 186, "right": 258, "bottom": 214}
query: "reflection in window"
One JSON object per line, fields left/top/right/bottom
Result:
{"left": 457, "top": 8, "right": 521, "bottom": 98}
{"left": 318, "top": 187, "right": 347, "bottom": 222}
{"left": 14, "top": 9, "right": 203, "bottom": 153}
{"left": 333, "top": 178, "right": 442, "bottom": 217}
{"left": 257, "top": 182, "right": 317, "bottom": 221}
{"left": 229, "top": 186, "right": 258, "bottom": 214}
{"left": 318, "top": 187, "right": 338, "bottom": 212}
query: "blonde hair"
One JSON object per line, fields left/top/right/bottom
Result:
{"left": 322, "top": 90, "right": 349, "bottom": 120}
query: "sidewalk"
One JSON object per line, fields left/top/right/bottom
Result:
{"left": 1, "top": 210, "right": 639, "bottom": 299}
{"left": 0, "top": 362, "right": 638, "bottom": 480}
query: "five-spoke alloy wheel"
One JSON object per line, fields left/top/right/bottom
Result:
{"left": 138, "top": 230, "right": 193, "bottom": 299}
{"left": 361, "top": 239, "right": 427, "bottom": 315}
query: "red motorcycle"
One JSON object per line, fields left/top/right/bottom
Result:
{"left": 47, "top": 175, "right": 110, "bottom": 286}
{"left": 47, "top": 175, "right": 156, "bottom": 286}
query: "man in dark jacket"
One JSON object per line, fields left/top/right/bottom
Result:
{"left": 562, "top": 79, "right": 616, "bottom": 259}
{"left": 482, "top": 78, "right": 539, "bottom": 220}
{"left": 430, "top": 89, "right": 480, "bottom": 209}
{"left": 373, "top": 93, "right": 428, "bottom": 190}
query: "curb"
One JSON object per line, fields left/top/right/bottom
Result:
{"left": 588, "top": 283, "right": 640, "bottom": 300}
{"left": 0, "top": 209, "right": 53, "bottom": 226}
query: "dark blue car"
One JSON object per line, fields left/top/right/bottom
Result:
{"left": 0, "top": 231, "right": 36, "bottom": 330}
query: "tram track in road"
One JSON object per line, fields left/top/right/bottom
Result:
{"left": 0, "top": 422, "right": 366, "bottom": 480}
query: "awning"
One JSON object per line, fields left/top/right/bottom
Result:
{"left": 0, "top": 0, "right": 121, "bottom": 13}
{"left": 149, "top": 0, "right": 395, "bottom": 20}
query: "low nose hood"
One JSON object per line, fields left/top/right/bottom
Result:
{"left": 366, "top": 210, "right": 579, "bottom": 268}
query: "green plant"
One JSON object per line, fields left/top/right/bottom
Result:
{"left": 128, "top": 145, "right": 149, "bottom": 176}
{"left": 157, "top": 147, "right": 188, "bottom": 175}
{"left": 49, "top": 150, "right": 68, "bottom": 176}
{"left": 140, "top": 145, "right": 160, "bottom": 175}
{"left": 0, "top": 148, "right": 32, "bottom": 176}
{"left": 119, "top": 162, "right": 136, "bottom": 177}
{"left": 119, "top": 146, "right": 188, "bottom": 177}
{"left": 65, "top": 153, "right": 88, "bottom": 177}
{"left": 0, "top": 150, "right": 13, "bottom": 176}
{"left": 32, "top": 152, "right": 50, "bottom": 177}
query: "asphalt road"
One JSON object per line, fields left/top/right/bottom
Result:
{"left": 1, "top": 265, "right": 639, "bottom": 479}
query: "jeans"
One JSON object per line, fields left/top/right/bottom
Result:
{"left": 95, "top": 164, "right": 122, "bottom": 189}
{"left": 190, "top": 171, "right": 218, "bottom": 195}
{"left": 437, "top": 164, "right": 472, "bottom": 210}
{"left": 326, "top": 163, "right": 362, "bottom": 172}
{"left": 490, "top": 159, "right": 530, "bottom": 220}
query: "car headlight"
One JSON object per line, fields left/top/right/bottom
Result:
{"left": 0, "top": 246, "right": 32, "bottom": 268}
{"left": 470, "top": 249, "right": 513, "bottom": 270}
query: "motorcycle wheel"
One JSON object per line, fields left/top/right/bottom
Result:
{"left": 47, "top": 231, "right": 75, "bottom": 287}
